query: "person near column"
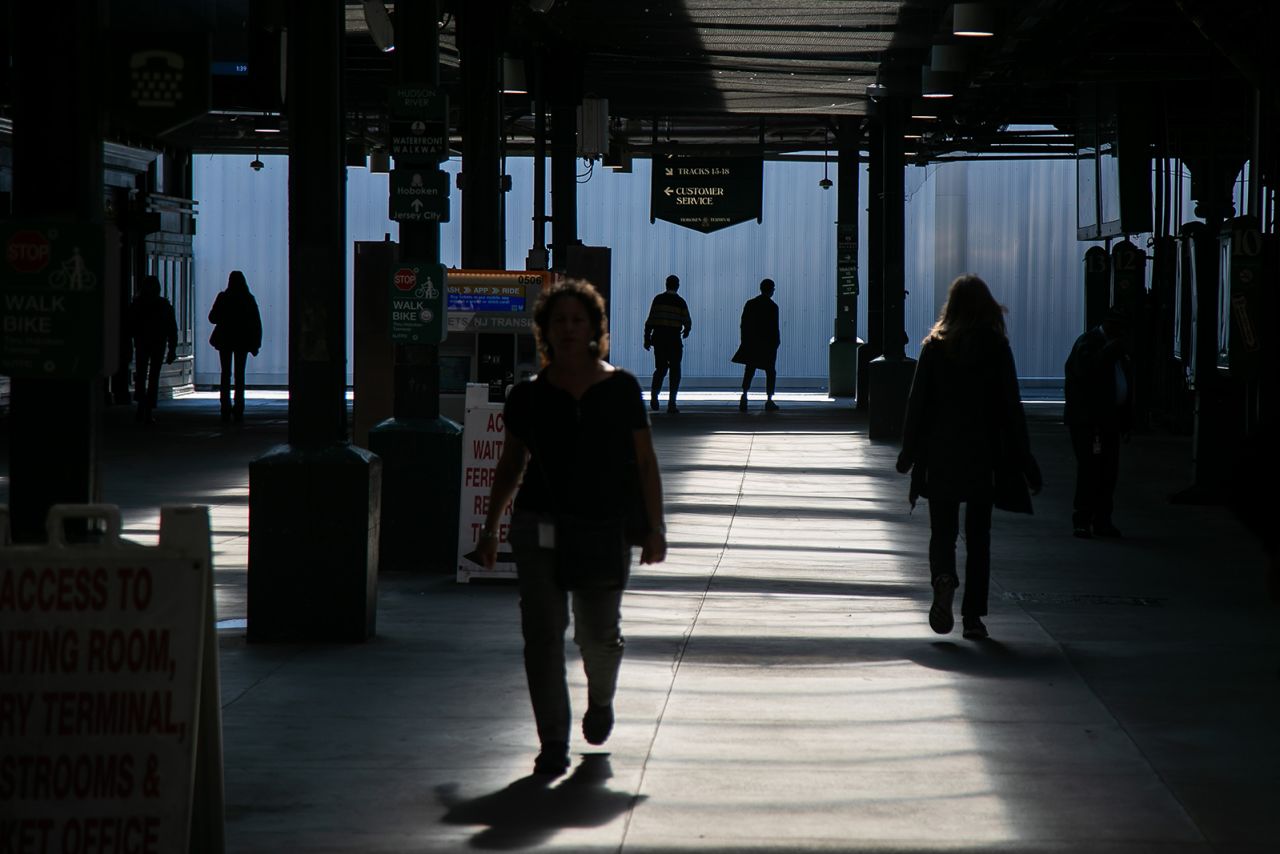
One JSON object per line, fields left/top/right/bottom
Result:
{"left": 643, "top": 274, "right": 692, "bottom": 414}
{"left": 732, "top": 277, "right": 781, "bottom": 411}
{"left": 208, "top": 270, "right": 263, "bottom": 423}
{"left": 897, "top": 274, "right": 1042, "bottom": 640}
{"left": 127, "top": 274, "right": 178, "bottom": 424}
{"left": 474, "top": 279, "right": 668, "bottom": 777}
{"left": 1064, "top": 306, "right": 1133, "bottom": 538}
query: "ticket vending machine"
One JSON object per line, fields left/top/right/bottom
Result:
{"left": 438, "top": 269, "right": 552, "bottom": 422}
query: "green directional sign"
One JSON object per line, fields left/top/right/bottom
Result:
{"left": 651, "top": 151, "right": 763, "bottom": 234}
{"left": 390, "top": 168, "right": 450, "bottom": 223}
{"left": 0, "top": 221, "right": 111, "bottom": 379}
{"left": 388, "top": 261, "right": 447, "bottom": 344}
{"left": 388, "top": 86, "right": 448, "bottom": 162}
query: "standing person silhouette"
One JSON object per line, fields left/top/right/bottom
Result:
{"left": 643, "top": 274, "right": 692, "bottom": 413}
{"left": 1063, "top": 307, "right": 1133, "bottom": 538}
{"left": 208, "top": 270, "right": 263, "bottom": 423}
{"left": 474, "top": 279, "right": 667, "bottom": 777}
{"left": 897, "top": 274, "right": 1042, "bottom": 640}
{"left": 732, "top": 278, "right": 781, "bottom": 411}
{"left": 127, "top": 274, "right": 178, "bottom": 424}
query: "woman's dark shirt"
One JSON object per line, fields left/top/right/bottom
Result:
{"left": 504, "top": 370, "right": 649, "bottom": 518}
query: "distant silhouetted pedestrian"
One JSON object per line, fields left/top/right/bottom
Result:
{"left": 643, "top": 274, "right": 692, "bottom": 413}
{"left": 128, "top": 274, "right": 178, "bottom": 424}
{"left": 1064, "top": 306, "right": 1133, "bottom": 538}
{"left": 732, "top": 278, "right": 780, "bottom": 411}
{"left": 208, "top": 270, "right": 262, "bottom": 423}
{"left": 897, "top": 274, "right": 1042, "bottom": 640}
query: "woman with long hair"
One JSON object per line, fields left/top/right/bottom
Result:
{"left": 897, "top": 274, "right": 1041, "bottom": 640}
{"left": 207, "top": 270, "right": 263, "bottom": 422}
{"left": 475, "top": 279, "right": 667, "bottom": 776}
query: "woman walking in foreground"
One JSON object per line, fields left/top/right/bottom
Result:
{"left": 897, "top": 274, "right": 1042, "bottom": 640}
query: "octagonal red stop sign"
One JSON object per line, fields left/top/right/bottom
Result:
{"left": 393, "top": 267, "right": 417, "bottom": 291}
{"left": 5, "top": 230, "right": 51, "bottom": 274}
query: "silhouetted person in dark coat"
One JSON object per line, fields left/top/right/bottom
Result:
{"left": 1064, "top": 307, "right": 1133, "bottom": 538}
{"left": 128, "top": 274, "right": 178, "bottom": 424}
{"left": 208, "top": 270, "right": 263, "bottom": 423}
{"left": 897, "top": 274, "right": 1042, "bottom": 640}
{"left": 643, "top": 274, "right": 692, "bottom": 413}
{"left": 732, "top": 278, "right": 781, "bottom": 411}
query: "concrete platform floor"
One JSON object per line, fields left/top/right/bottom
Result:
{"left": 2, "top": 390, "right": 1277, "bottom": 852}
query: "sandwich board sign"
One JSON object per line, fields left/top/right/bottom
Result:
{"left": 0, "top": 504, "right": 225, "bottom": 854}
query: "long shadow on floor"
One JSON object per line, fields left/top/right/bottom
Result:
{"left": 436, "top": 754, "right": 645, "bottom": 850}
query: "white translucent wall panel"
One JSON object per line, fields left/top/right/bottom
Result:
{"left": 193, "top": 152, "right": 1105, "bottom": 388}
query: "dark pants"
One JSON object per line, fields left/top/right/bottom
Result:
{"left": 219, "top": 349, "right": 249, "bottom": 419}
{"left": 1068, "top": 424, "right": 1120, "bottom": 529}
{"left": 651, "top": 341, "right": 683, "bottom": 403}
{"left": 510, "top": 512, "right": 626, "bottom": 746}
{"left": 134, "top": 343, "right": 166, "bottom": 416}
{"left": 741, "top": 365, "right": 776, "bottom": 398}
{"left": 928, "top": 498, "right": 993, "bottom": 617}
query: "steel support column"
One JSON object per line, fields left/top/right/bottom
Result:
{"left": 248, "top": 0, "right": 381, "bottom": 642}
{"left": 868, "top": 96, "right": 916, "bottom": 439}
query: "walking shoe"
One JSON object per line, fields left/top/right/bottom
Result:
{"left": 650, "top": 396, "right": 660, "bottom": 412}
{"left": 764, "top": 399, "right": 780, "bottom": 412}
{"left": 667, "top": 404, "right": 680, "bottom": 414}
{"left": 1092, "top": 523, "right": 1123, "bottom": 538}
{"left": 962, "top": 617, "right": 989, "bottom": 640}
{"left": 582, "top": 703, "right": 615, "bottom": 745}
{"left": 739, "top": 395, "right": 748, "bottom": 412}
{"left": 929, "top": 574, "right": 957, "bottom": 634}
{"left": 1073, "top": 525, "right": 1092, "bottom": 538}
{"left": 533, "top": 741, "right": 570, "bottom": 776}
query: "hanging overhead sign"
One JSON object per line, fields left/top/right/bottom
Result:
{"left": 650, "top": 150, "right": 763, "bottom": 234}
{"left": 110, "top": 33, "right": 212, "bottom": 137}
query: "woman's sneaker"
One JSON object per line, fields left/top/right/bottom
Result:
{"left": 929, "top": 574, "right": 957, "bottom": 634}
{"left": 962, "top": 617, "right": 989, "bottom": 640}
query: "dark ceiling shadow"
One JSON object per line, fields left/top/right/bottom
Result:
{"left": 436, "top": 754, "right": 645, "bottom": 850}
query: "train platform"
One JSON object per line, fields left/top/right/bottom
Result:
{"left": 1, "top": 389, "right": 1276, "bottom": 852}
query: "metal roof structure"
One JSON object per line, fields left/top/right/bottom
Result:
{"left": 154, "top": 0, "right": 1271, "bottom": 168}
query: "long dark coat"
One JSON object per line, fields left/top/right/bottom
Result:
{"left": 208, "top": 285, "right": 263, "bottom": 355}
{"left": 731, "top": 294, "right": 780, "bottom": 369}
{"left": 898, "top": 329, "right": 1041, "bottom": 512}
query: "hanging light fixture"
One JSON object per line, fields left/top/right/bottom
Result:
{"left": 921, "top": 67, "right": 955, "bottom": 99}
{"left": 953, "top": 3, "right": 996, "bottom": 37}
{"left": 501, "top": 55, "right": 528, "bottom": 95}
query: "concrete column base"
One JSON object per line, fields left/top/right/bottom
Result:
{"left": 867, "top": 355, "right": 917, "bottom": 440}
{"left": 828, "top": 337, "right": 862, "bottom": 398}
{"left": 367, "top": 416, "right": 463, "bottom": 572}
{"left": 248, "top": 443, "right": 382, "bottom": 642}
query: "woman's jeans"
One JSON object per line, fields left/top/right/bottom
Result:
{"left": 927, "top": 498, "right": 993, "bottom": 617}
{"left": 510, "top": 512, "right": 626, "bottom": 746}
{"left": 218, "top": 349, "right": 249, "bottom": 418}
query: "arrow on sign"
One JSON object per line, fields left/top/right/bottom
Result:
{"left": 663, "top": 187, "right": 673, "bottom": 196}
{"left": 411, "top": 199, "right": 424, "bottom": 213}
{"left": 664, "top": 168, "right": 673, "bottom": 176}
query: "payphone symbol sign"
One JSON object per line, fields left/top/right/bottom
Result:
{"left": 393, "top": 268, "right": 417, "bottom": 291}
